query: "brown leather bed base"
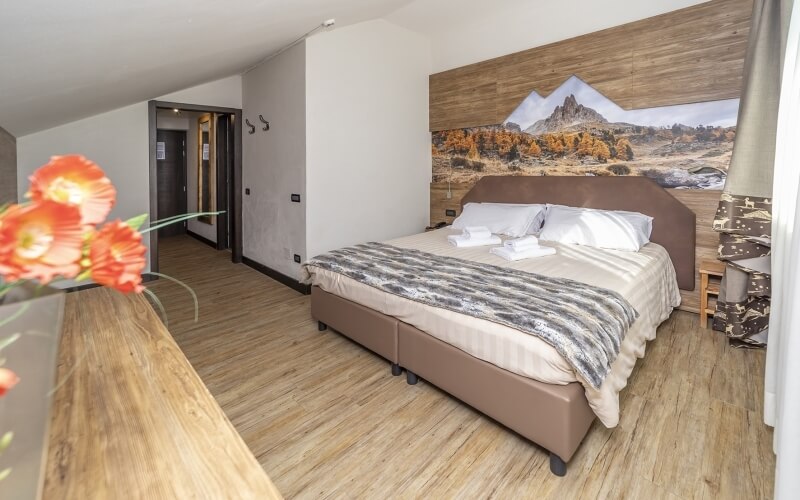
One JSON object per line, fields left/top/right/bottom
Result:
{"left": 311, "top": 286, "right": 595, "bottom": 476}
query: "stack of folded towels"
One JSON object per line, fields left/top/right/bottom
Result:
{"left": 490, "top": 235, "right": 556, "bottom": 261}
{"left": 447, "top": 226, "right": 501, "bottom": 247}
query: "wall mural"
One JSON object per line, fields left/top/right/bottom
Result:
{"left": 432, "top": 76, "right": 739, "bottom": 189}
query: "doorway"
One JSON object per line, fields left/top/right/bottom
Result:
{"left": 148, "top": 101, "right": 243, "bottom": 274}
{"left": 156, "top": 129, "right": 187, "bottom": 239}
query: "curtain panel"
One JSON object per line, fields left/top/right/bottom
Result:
{"left": 712, "top": 0, "right": 792, "bottom": 346}
{"left": 764, "top": 0, "right": 799, "bottom": 495}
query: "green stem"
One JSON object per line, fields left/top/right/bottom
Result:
{"left": 141, "top": 211, "right": 225, "bottom": 234}
{"left": 148, "top": 272, "right": 199, "bottom": 323}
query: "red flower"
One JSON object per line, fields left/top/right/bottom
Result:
{"left": 89, "top": 221, "right": 147, "bottom": 293}
{"left": 27, "top": 155, "right": 116, "bottom": 226}
{"left": 0, "top": 201, "right": 83, "bottom": 283}
{"left": 0, "top": 368, "right": 19, "bottom": 397}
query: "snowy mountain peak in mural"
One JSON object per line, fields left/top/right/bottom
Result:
{"left": 432, "top": 75, "right": 740, "bottom": 189}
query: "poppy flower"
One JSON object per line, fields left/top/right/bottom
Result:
{"left": 89, "top": 221, "right": 147, "bottom": 293}
{"left": 27, "top": 155, "right": 116, "bottom": 226}
{"left": 0, "top": 369, "right": 19, "bottom": 396}
{"left": 0, "top": 201, "right": 83, "bottom": 283}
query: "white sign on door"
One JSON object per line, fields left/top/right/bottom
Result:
{"left": 156, "top": 142, "right": 166, "bottom": 160}
{"left": 202, "top": 144, "right": 209, "bottom": 160}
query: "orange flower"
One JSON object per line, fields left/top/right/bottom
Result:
{"left": 0, "top": 201, "right": 83, "bottom": 283}
{"left": 27, "top": 155, "right": 116, "bottom": 226}
{"left": 0, "top": 369, "right": 19, "bottom": 396}
{"left": 89, "top": 221, "right": 147, "bottom": 293}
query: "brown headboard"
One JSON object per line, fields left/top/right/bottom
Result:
{"left": 460, "top": 176, "right": 696, "bottom": 290}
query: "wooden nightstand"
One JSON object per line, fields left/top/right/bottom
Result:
{"left": 699, "top": 259, "right": 725, "bottom": 329}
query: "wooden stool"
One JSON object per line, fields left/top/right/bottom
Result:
{"left": 699, "top": 259, "right": 725, "bottom": 329}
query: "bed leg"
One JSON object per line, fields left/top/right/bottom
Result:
{"left": 406, "top": 370, "right": 419, "bottom": 385}
{"left": 317, "top": 321, "right": 327, "bottom": 331}
{"left": 549, "top": 453, "right": 567, "bottom": 477}
{"left": 391, "top": 363, "right": 402, "bottom": 376}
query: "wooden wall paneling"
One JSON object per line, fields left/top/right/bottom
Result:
{"left": 669, "top": 189, "right": 724, "bottom": 313}
{"left": 430, "top": 183, "right": 723, "bottom": 314}
{"left": 429, "top": 60, "right": 501, "bottom": 131}
{"left": 428, "top": 0, "right": 752, "bottom": 132}
{"left": 628, "top": 0, "right": 752, "bottom": 108}
{"left": 496, "top": 26, "right": 636, "bottom": 121}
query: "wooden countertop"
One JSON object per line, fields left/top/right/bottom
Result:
{"left": 43, "top": 287, "right": 282, "bottom": 499}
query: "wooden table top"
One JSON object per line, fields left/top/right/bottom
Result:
{"left": 43, "top": 287, "right": 282, "bottom": 499}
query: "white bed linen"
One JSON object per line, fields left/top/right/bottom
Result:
{"left": 304, "top": 228, "right": 681, "bottom": 427}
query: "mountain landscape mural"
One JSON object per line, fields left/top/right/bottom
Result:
{"left": 432, "top": 75, "right": 739, "bottom": 189}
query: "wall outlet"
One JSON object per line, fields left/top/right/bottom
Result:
{"left": 245, "top": 188, "right": 251, "bottom": 195}
{"left": 293, "top": 254, "right": 301, "bottom": 263}
{"left": 291, "top": 193, "right": 301, "bottom": 203}
{"left": 445, "top": 209, "right": 456, "bottom": 217}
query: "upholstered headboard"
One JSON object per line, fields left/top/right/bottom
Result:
{"left": 460, "top": 176, "right": 697, "bottom": 290}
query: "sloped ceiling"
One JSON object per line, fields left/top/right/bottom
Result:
{"left": 0, "top": 0, "right": 413, "bottom": 136}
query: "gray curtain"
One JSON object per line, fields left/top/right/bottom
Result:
{"left": 712, "top": 0, "right": 793, "bottom": 346}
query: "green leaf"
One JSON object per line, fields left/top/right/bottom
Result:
{"left": 125, "top": 213, "right": 149, "bottom": 231}
{"left": 75, "top": 269, "right": 92, "bottom": 282}
{"left": 0, "top": 468, "right": 11, "bottom": 481}
{"left": 0, "top": 334, "right": 20, "bottom": 352}
{"left": 0, "top": 432, "right": 12, "bottom": 453}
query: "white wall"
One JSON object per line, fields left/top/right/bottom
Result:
{"left": 305, "top": 20, "right": 431, "bottom": 260}
{"left": 387, "top": 0, "right": 709, "bottom": 73}
{"left": 17, "top": 103, "right": 152, "bottom": 269}
{"left": 16, "top": 76, "right": 242, "bottom": 277}
{"left": 242, "top": 42, "right": 307, "bottom": 279}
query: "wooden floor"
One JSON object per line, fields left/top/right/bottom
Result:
{"left": 149, "top": 235, "right": 774, "bottom": 499}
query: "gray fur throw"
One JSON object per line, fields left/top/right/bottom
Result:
{"left": 304, "top": 242, "right": 638, "bottom": 389}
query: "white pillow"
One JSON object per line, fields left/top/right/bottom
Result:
{"left": 490, "top": 203, "right": 548, "bottom": 234}
{"left": 539, "top": 205, "right": 653, "bottom": 251}
{"left": 452, "top": 203, "right": 545, "bottom": 237}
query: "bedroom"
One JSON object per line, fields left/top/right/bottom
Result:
{"left": 0, "top": 0, "right": 798, "bottom": 498}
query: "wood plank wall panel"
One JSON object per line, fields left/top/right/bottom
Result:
{"left": 430, "top": 184, "right": 722, "bottom": 313}
{"left": 429, "top": 0, "right": 752, "bottom": 131}
{"left": 628, "top": 0, "right": 752, "bottom": 108}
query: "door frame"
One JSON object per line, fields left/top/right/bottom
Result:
{"left": 148, "top": 100, "right": 243, "bottom": 273}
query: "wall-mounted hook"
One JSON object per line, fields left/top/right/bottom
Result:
{"left": 259, "top": 115, "right": 270, "bottom": 131}
{"left": 245, "top": 118, "right": 256, "bottom": 134}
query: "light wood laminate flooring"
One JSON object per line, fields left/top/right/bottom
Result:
{"left": 147, "top": 235, "right": 774, "bottom": 499}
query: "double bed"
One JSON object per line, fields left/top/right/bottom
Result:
{"left": 302, "top": 176, "right": 696, "bottom": 476}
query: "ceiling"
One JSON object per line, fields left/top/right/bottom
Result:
{"left": 0, "top": 0, "right": 413, "bottom": 136}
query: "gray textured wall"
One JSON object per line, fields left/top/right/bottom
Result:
{"left": 0, "top": 126, "right": 16, "bottom": 204}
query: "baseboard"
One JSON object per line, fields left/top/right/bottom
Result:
{"left": 242, "top": 256, "right": 310, "bottom": 295}
{"left": 186, "top": 230, "right": 218, "bottom": 249}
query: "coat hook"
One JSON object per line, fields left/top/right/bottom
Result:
{"left": 259, "top": 115, "right": 270, "bottom": 131}
{"left": 245, "top": 118, "right": 256, "bottom": 134}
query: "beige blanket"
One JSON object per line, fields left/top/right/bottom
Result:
{"left": 305, "top": 229, "right": 681, "bottom": 427}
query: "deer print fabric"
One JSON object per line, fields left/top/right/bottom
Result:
{"left": 710, "top": 0, "right": 785, "bottom": 347}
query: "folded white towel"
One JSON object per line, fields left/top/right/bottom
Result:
{"left": 463, "top": 226, "right": 492, "bottom": 240}
{"left": 490, "top": 245, "right": 556, "bottom": 261}
{"left": 503, "top": 235, "right": 539, "bottom": 251}
{"left": 448, "top": 234, "right": 502, "bottom": 248}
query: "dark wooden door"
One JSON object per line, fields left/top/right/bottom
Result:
{"left": 156, "top": 129, "right": 187, "bottom": 238}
